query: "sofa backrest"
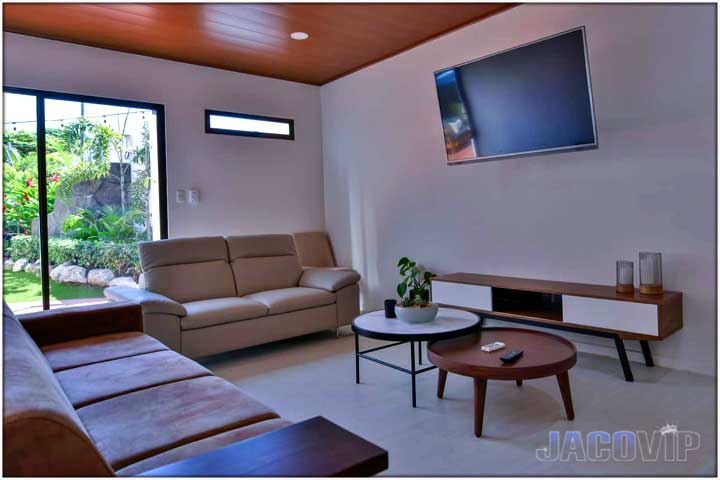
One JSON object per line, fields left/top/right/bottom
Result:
{"left": 293, "top": 231, "right": 337, "bottom": 268}
{"left": 226, "top": 234, "right": 303, "bottom": 296}
{"left": 2, "top": 302, "right": 114, "bottom": 476}
{"left": 139, "top": 236, "right": 237, "bottom": 303}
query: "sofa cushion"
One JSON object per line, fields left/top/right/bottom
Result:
{"left": 244, "top": 287, "right": 336, "bottom": 315}
{"left": 226, "top": 235, "right": 303, "bottom": 296}
{"left": 55, "top": 350, "right": 211, "bottom": 408}
{"left": 42, "top": 331, "right": 167, "bottom": 372}
{"left": 77, "top": 376, "right": 279, "bottom": 469}
{"left": 140, "top": 236, "right": 237, "bottom": 303}
{"left": 117, "top": 418, "right": 292, "bottom": 476}
{"left": 3, "top": 302, "right": 113, "bottom": 476}
{"left": 181, "top": 297, "right": 268, "bottom": 330}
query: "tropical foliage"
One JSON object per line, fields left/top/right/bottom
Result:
{"left": 3, "top": 116, "right": 152, "bottom": 239}
{"left": 2, "top": 150, "right": 61, "bottom": 234}
{"left": 7, "top": 234, "right": 141, "bottom": 276}
{"left": 62, "top": 206, "right": 146, "bottom": 242}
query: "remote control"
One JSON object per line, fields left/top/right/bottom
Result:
{"left": 481, "top": 341, "right": 505, "bottom": 352}
{"left": 500, "top": 350, "right": 524, "bottom": 363}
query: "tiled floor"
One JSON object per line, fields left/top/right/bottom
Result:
{"left": 200, "top": 331, "right": 716, "bottom": 476}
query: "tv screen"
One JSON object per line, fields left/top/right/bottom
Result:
{"left": 434, "top": 27, "right": 597, "bottom": 164}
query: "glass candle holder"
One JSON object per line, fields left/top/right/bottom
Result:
{"left": 616, "top": 260, "right": 634, "bottom": 294}
{"left": 639, "top": 252, "right": 663, "bottom": 295}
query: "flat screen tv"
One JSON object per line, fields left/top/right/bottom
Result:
{"left": 434, "top": 27, "right": 598, "bottom": 165}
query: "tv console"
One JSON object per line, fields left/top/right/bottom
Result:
{"left": 431, "top": 273, "right": 683, "bottom": 382}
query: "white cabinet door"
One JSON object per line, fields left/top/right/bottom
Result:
{"left": 431, "top": 281, "right": 492, "bottom": 311}
{"left": 562, "top": 295, "right": 658, "bottom": 336}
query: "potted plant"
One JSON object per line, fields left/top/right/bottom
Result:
{"left": 395, "top": 256, "right": 438, "bottom": 323}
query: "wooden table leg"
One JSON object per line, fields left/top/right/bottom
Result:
{"left": 556, "top": 371, "right": 575, "bottom": 421}
{"left": 516, "top": 379, "right": 522, "bottom": 387}
{"left": 474, "top": 378, "right": 487, "bottom": 437}
{"left": 437, "top": 369, "right": 448, "bottom": 398}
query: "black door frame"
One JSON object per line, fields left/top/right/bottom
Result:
{"left": 3, "top": 86, "right": 168, "bottom": 310}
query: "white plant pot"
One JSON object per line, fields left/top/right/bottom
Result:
{"left": 395, "top": 303, "right": 439, "bottom": 324}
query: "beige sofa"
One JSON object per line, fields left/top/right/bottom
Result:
{"left": 3, "top": 301, "right": 293, "bottom": 476}
{"left": 105, "top": 234, "right": 360, "bottom": 358}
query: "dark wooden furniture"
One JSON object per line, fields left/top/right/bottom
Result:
{"left": 352, "top": 308, "right": 480, "bottom": 407}
{"left": 428, "top": 328, "right": 577, "bottom": 437}
{"left": 140, "top": 416, "right": 388, "bottom": 477}
{"left": 431, "top": 273, "right": 683, "bottom": 381}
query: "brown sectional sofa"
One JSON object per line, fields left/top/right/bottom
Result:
{"left": 105, "top": 234, "right": 360, "bottom": 357}
{"left": 3, "top": 301, "right": 294, "bottom": 476}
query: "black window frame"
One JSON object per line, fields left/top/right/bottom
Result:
{"left": 205, "top": 109, "right": 295, "bottom": 140}
{"left": 3, "top": 85, "right": 169, "bottom": 310}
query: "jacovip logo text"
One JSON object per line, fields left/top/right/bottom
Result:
{"left": 536, "top": 425, "right": 700, "bottom": 462}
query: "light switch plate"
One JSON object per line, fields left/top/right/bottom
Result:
{"left": 176, "top": 189, "right": 187, "bottom": 203}
{"left": 188, "top": 190, "right": 200, "bottom": 205}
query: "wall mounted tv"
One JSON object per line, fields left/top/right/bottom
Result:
{"left": 434, "top": 27, "right": 598, "bottom": 165}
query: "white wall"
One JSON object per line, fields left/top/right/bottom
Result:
{"left": 321, "top": 4, "right": 716, "bottom": 374}
{"left": 3, "top": 32, "right": 325, "bottom": 238}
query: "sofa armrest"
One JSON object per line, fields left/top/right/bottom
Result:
{"left": 18, "top": 302, "right": 143, "bottom": 347}
{"left": 105, "top": 286, "right": 187, "bottom": 317}
{"left": 299, "top": 267, "right": 360, "bottom": 292}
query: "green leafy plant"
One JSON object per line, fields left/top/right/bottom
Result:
{"left": 3, "top": 120, "right": 119, "bottom": 235}
{"left": 6, "top": 234, "right": 141, "bottom": 276}
{"left": 62, "top": 206, "right": 146, "bottom": 242}
{"left": 2, "top": 161, "right": 61, "bottom": 234}
{"left": 44, "top": 120, "right": 120, "bottom": 198}
{"left": 396, "top": 257, "right": 435, "bottom": 307}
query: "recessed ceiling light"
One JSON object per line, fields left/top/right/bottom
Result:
{"left": 290, "top": 32, "right": 309, "bottom": 40}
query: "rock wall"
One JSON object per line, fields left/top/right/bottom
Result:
{"left": 33, "top": 162, "right": 132, "bottom": 236}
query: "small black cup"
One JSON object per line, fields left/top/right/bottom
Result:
{"left": 384, "top": 299, "right": 397, "bottom": 318}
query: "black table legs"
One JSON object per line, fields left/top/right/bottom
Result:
{"left": 614, "top": 336, "right": 634, "bottom": 382}
{"left": 640, "top": 340, "right": 654, "bottom": 367}
{"left": 614, "top": 338, "right": 656, "bottom": 381}
{"left": 354, "top": 335, "right": 436, "bottom": 407}
{"left": 410, "top": 341, "right": 417, "bottom": 407}
{"left": 355, "top": 333, "right": 360, "bottom": 384}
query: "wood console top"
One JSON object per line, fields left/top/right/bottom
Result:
{"left": 433, "top": 273, "right": 682, "bottom": 305}
{"left": 140, "top": 416, "right": 388, "bottom": 477}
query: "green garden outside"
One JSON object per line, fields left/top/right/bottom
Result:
{"left": 3, "top": 93, "right": 161, "bottom": 312}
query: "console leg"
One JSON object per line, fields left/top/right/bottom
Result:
{"left": 418, "top": 341, "right": 423, "bottom": 365}
{"left": 410, "top": 341, "right": 417, "bottom": 408}
{"left": 640, "top": 340, "right": 654, "bottom": 367}
{"left": 355, "top": 334, "right": 360, "bottom": 384}
{"left": 614, "top": 336, "right": 634, "bottom": 382}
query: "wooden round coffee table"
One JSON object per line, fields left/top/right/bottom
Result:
{"left": 427, "top": 327, "right": 577, "bottom": 437}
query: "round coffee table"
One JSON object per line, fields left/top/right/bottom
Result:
{"left": 427, "top": 327, "right": 577, "bottom": 437}
{"left": 352, "top": 308, "right": 480, "bottom": 407}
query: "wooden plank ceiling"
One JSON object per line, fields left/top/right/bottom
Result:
{"left": 3, "top": 3, "right": 515, "bottom": 85}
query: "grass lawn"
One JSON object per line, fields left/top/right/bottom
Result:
{"left": 3, "top": 271, "right": 105, "bottom": 303}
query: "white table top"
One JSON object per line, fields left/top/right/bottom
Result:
{"left": 352, "top": 308, "right": 479, "bottom": 337}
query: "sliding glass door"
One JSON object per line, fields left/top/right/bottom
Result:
{"left": 3, "top": 93, "right": 43, "bottom": 311}
{"left": 3, "top": 88, "right": 167, "bottom": 313}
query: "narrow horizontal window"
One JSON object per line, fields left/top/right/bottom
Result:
{"left": 205, "top": 109, "right": 294, "bottom": 140}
